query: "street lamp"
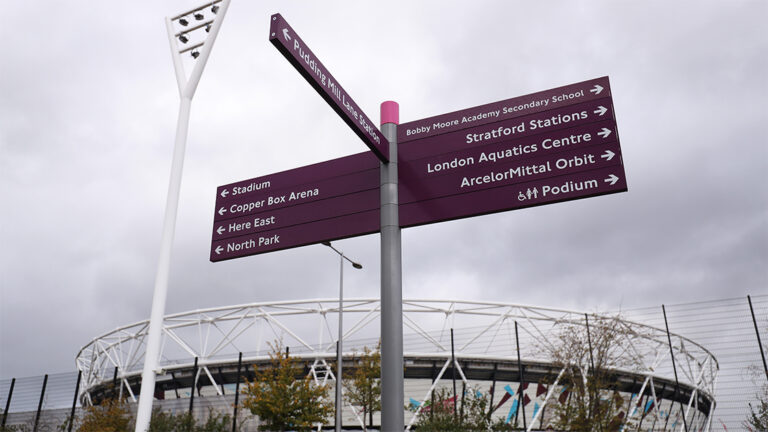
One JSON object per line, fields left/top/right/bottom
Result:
{"left": 322, "top": 241, "right": 362, "bottom": 432}
{"left": 134, "top": 1, "right": 229, "bottom": 431}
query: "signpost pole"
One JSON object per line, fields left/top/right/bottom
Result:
{"left": 379, "top": 101, "right": 404, "bottom": 431}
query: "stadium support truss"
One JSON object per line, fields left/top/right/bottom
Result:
{"left": 76, "top": 299, "right": 719, "bottom": 430}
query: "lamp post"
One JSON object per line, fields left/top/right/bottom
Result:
{"left": 134, "top": 2, "right": 229, "bottom": 431}
{"left": 322, "top": 241, "right": 363, "bottom": 432}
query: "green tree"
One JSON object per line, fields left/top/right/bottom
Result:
{"left": 241, "top": 341, "right": 333, "bottom": 431}
{"left": 148, "top": 410, "right": 195, "bottom": 432}
{"left": 744, "top": 382, "right": 768, "bottom": 431}
{"left": 547, "top": 315, "right": 634, "bottom": 432}
{"left": 75, "top": 398, "right": 132, "bottom": 432}
{"left": 343, "top": 344, "right": 381, "bottom": 430}
{"left": 411, "top": 387, "right": 513, "bottom": 431}
{"left": 148, "top": 409, "right": 234, "bottom": 432}
{"left": 194, "top": 411, "right": 235, "bottom": 432}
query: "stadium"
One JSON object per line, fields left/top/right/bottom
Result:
{"left": 72, "top": 298, "right": 718, "bottom": 430}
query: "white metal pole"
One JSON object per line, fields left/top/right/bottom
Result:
{"left": 135, "top": 3, "right": 230, "bottom": 431}
{"left": 135, "top": 95, "right": 192, "bottom": 430}
{"left": 336, "top": 252, "right": 344, "bottom": 432}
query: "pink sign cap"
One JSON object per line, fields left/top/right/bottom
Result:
{"left": 381, "top": 101, "right": 399, "bottom": 125}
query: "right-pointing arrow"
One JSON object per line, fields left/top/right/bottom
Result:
{"left": 601, "top": 150, "right": 615, "bottom": 161}
{"left": 594, "top": 106, "right": 607, "bottom": 116}
{"left": 590, "top": 84, "right": 604, "bottom": 95}
{"left": 604, "top": 174, "right": 619, "bottom": 186}
{"left": 598, "top": 128, "right": 612, "bottom": 139}
{"left": 215, "top": 245, "right": 223, "bottom": 255}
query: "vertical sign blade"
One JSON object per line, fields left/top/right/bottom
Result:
{"left": 269, "top": 13, "right": 389, "bottom": 163}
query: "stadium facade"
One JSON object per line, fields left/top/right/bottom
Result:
{"left": 75, "top": 299, "right": 718, "bottom": 430}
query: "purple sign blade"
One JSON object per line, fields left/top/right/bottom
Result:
{"left": 399, "top": 120, "right": 618, "bottom": 183}
{"left": 269, "top": 13, "right": 389, "bottom": 163}
{"left": 216, "top": 151, "right": 377, "bottom": 203}
{"left": 399, "top": 98, "right": 615, "bottom": 162}
{"left": 214, "top": 166, "right": 379, "bottom": 222}
{"left": 399, "top": 76, "right": 612, "bottom": 143}
{"left": 400, "top": 119, "right": 618, "bottom": 182}
{"left": 401, "top": 141, "right": 623, "bottom": 205}
{"left": 400, "top": 166, "right": 628, "bottom": 228}
{"left": 212, "top": 188, "right": 380, "bottom": 241}
{"left": 211, "top": 209, "right": 379, "bottom": 262}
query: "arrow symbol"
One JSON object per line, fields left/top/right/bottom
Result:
{"left": 597, "top": 128, "right": 612, "bottom": 139}
{"left": 604, "top": 174, "right": 619, "bottom": 186}
{"left": 217, "top": 226, "right": 225, "bottom": 235}
{"left": 218, "top": 207, "right": 227, "bottom": 216}
{"left": 601, "top": 150, "right": 615, "bottom": 161}
{"left": 594, "top": 106, "right": 607, "bottom": 116}
{"left": 220, "top": 189, "right": 229, "bottom": 198}
{"left": 215, "top": 245, "right": 223, "bottom": 255}
{"left": 590, "top": 84, "right": 604, "bottom": 95}
{"left": 282, "top": 28, "right": 291, "bottom": 41}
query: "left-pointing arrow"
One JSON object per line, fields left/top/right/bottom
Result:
{"left": 215, "top": 245, "right": 224, "bottom": 255}
{"left": 282, "top": 28, "right": 291, "bottom": 41}
{"left": 217, "top": 226, "right": 225, "bottom": 235}
{"left": 604, "top": 174, "right": 619, "bottom": 186}
{"left": 218, "top": 207, "right": 227, "bottom": 216}
{"left": 220, "top": 189, "right": 229, "bottom": 198}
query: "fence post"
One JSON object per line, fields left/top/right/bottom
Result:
{"left": 112, "top": 366, "right": 120, "bottom": 400}
{"left": 189, "top": 357, "right": 199, "bottom": 415}
{"left": 487, "top": 363, "right": 497, "bottom": 420}
{"left": 68, "top": 370, "right": 82, "bottom": 432}
{"left": 585, "top": 313, "right": 603, "bottom": 432}
{"left": 2, "top": 377, "right": 15, "bottom": 427}
{"left": 232, "top": 352, "right": 242, "bottom": 432}
{"left": 450, "top": 328, "right": 457, "bottom": 420}
{"left": 514, "top": 321, "right": 527, "bottom": 430}
{"left": 748, "top": 295, "right": 768, "bottom": 382}
{"left": 34, "top": 374, "right": 48, "bottom": 432}
{"left": 662, "top": 305, "right": 688, "bottom": 432}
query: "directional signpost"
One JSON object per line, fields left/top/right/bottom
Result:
{"left": 398, "top": 77, "right": 611, "bottom": 143}
{"left": 209, "top": 13, "right": 628, "bottom": 431}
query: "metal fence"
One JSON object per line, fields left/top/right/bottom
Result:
{"left": 1, "top": 294, "right": 766, "bottom": 431}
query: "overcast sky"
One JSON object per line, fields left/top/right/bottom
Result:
{"left": 1, "top": 1, "right": 766, "bottom": 379}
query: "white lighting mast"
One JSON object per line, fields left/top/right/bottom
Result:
{"left": 134, "top": 1, "right": 230, "bottom": 430}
